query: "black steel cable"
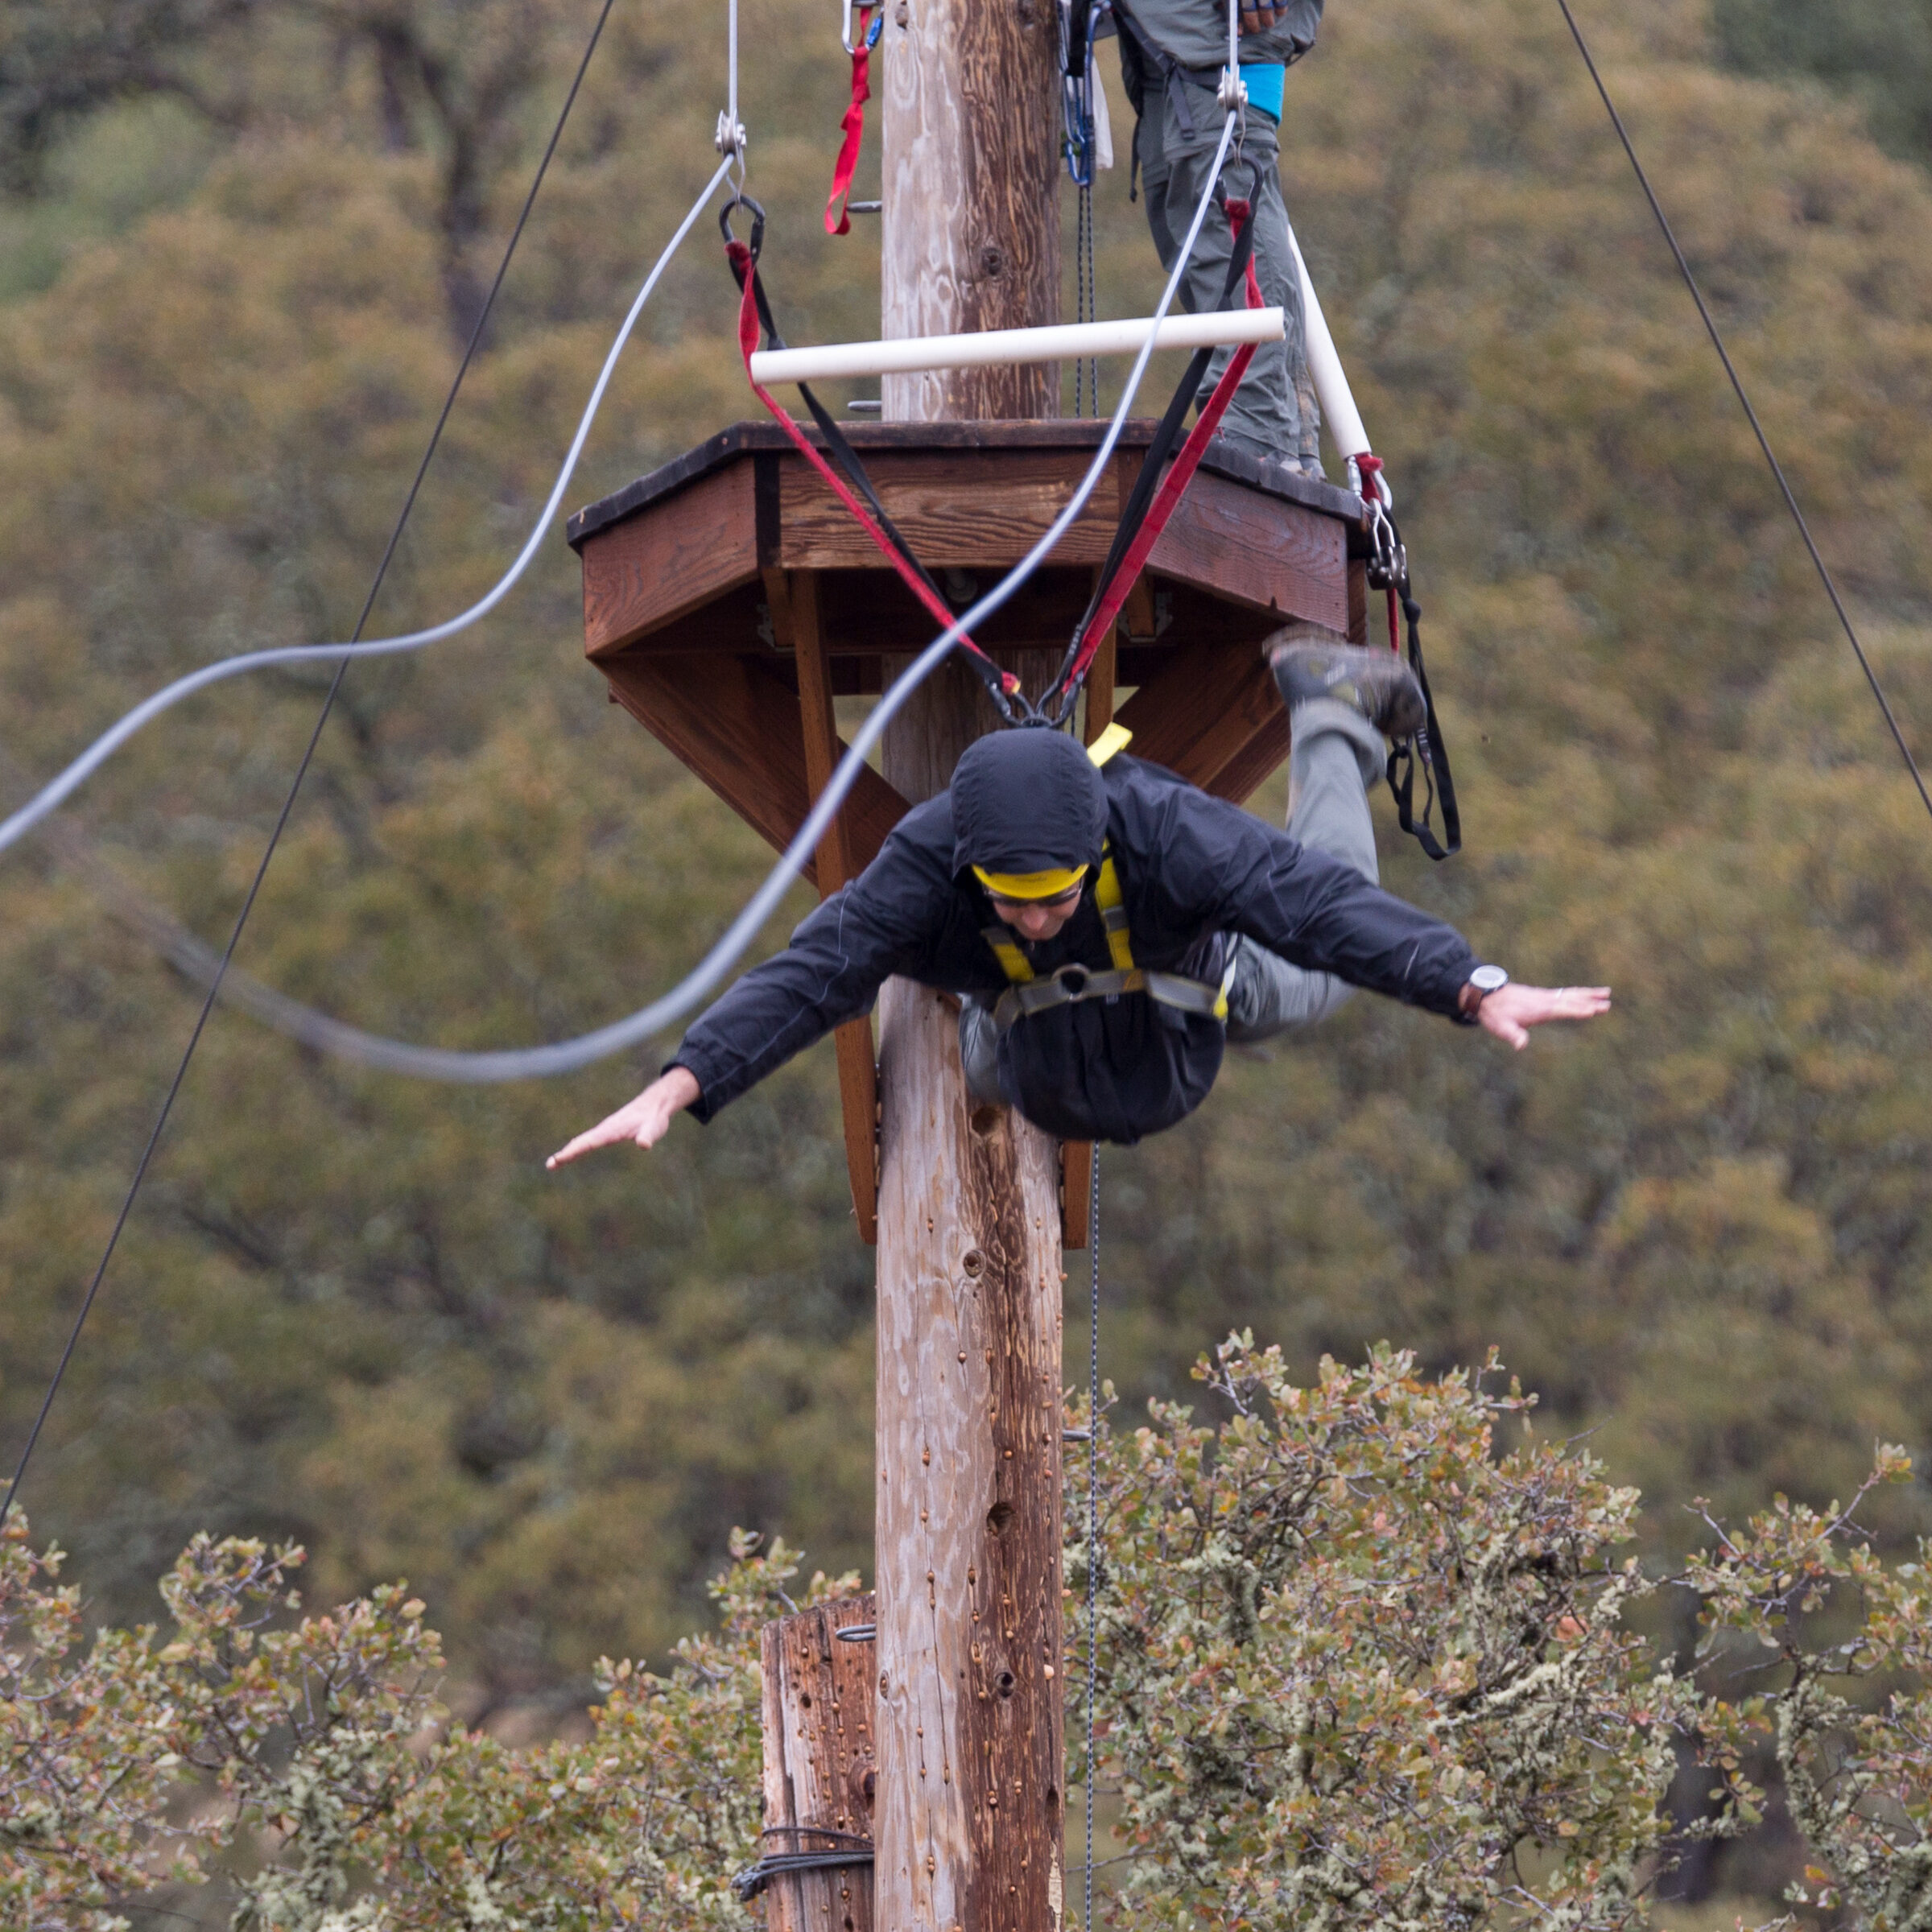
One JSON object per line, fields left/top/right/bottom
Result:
{"left": 1076, "top": 180, "right": 1096, "bottom": 415}
{"left": 1555, "top": 0, "right": 1932, "bottom": 825}
{"left": 0, "top": 0, "right": 621, "bottom": 1533}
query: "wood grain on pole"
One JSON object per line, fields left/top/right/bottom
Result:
{"left": 873, "top": 654, "right": 1065, "bottom": 1932}
{"left": 761, "top": 1594, "right": 881, "bottom": 1932}
{"left": 881, "top": 0, "right": 1061, "bottom": 423}
{"left": 877, "top": 6, "right": 1065, "bottom": 1926}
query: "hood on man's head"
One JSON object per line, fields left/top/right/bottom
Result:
{"left": 950, "top": 728, "right": 1108, "bottom": 884}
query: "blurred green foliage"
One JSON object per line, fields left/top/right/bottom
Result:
{"left": 1, "top": 0, "right": 1930, "bottom": 1839}
{"left": 1712, "top": 0, "right": 1932, "bottom": 166}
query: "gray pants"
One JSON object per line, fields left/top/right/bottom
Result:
{"left": 1136, "top": 85, "right": 1321, "bottom": 473}
{"left": 1224, "top": 697, "right": 1380, "bottom": 1038}
{"left": 959, "top": 700, "right": 1381, "bottom": 1102}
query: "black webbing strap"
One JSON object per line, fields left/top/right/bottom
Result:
{"left": 1384, "top": 552, "right": 1461, "bottom": 860}
{"left": 1044, "top": 163, "right": 1262, "bottom": 724}
{"left": 726, "top": 222, "right": 1036, "bottom": 724}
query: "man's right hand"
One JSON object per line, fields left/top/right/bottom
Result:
{"left": 547, "top": 1065, "right": 701, "bottom": 1169}
{"left": 1239, "top": 2, "right": 1283, "bottom": 33}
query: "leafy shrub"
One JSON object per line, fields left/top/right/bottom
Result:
{"left": 1694, "top": 1447, "right": 1932, "bottom": 1930}
{"left": 1, "top": 1516, "right": 841, "bottom": 1932}
{"left": 13, "top": 1344, "right": 1932, "bottom": 1930}
{"left": 1069, "top": 1336, "right": 1708, "bottom": 1930}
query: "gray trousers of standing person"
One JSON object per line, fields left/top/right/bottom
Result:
{"left": 959, "top": 698, "right": 1381, "bottom": 1103}
{"left": 1137, "top": 79, "right": 1323, "bottom": 475}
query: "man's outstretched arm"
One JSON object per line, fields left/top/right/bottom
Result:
{"left": 547, "top": 1065, "right": 700, "bottom": 1169}
{"left": 545, "top": 801, "right": 956, "bottom": 1170}
{"left": 1153, "top": 785, "right": 1612, "bottom": 1042}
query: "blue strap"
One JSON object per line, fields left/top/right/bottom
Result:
{"left": 1241, "top": 62, "right": 1285, "bottom": 120}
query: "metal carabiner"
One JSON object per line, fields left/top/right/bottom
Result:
{"left": 841, "top": 0, "right": 881, "bottom": 56}
{"left": 1364, "top": 499, "right": 1405, "bottom": 591}
{"left": 719, "top": 192, "right": 767, "bottom": 262}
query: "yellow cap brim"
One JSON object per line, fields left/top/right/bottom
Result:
{"left": 972, "top": 864, "right": 1088, "bottom": 902}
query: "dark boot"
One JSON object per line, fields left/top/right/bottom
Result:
{"left": 1267, "top": 638, "right": 1425, "bottom": 741}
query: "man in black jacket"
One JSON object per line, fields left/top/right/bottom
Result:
{"left": 549, "top": 640, "right": 1608, "bottom": 1166}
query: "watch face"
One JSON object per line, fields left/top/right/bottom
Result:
{"left": 1471, "top": 964, "right": 1509, "bottom": 993}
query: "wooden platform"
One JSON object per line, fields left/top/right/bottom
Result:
{"left": 569, "top": 419, "right": 1374, "bottom": 1242}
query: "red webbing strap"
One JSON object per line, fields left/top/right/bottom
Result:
{"left": 1063, "top": 200, "right": 1265, "bottom": 692}
{"left": 726, "top": 241, "right": 1019, "bottom": 698}
{"left": 825, "top": 10, "right": 875, "bottom": 236}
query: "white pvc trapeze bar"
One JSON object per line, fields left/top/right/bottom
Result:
{"left": 748, "top": 307, "right": 1286, "bottom": 386}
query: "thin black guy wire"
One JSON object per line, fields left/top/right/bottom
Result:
{"left": 0, "top": 0, "right": 621, "bottom": 1535}
{"left": 1085, "top": 1144, "right": 1100, "bottom": 1932}
{"left": 1555, "top": 0, "right": 1932, "bottom": 827}
{"left": 1075, "top": 184, "right": 1088, "bottom": 415}
{"left": 1080, "top": 180, "right": 1099, "bottom": 416}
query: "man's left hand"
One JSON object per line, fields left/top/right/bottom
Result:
{"left": 1238, "top": 3, "right": 1282, "bottom": 33}
{"left": 1472, "top": 983, "right": 1612, "bottom": 1049}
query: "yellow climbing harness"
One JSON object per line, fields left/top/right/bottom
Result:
{"left": 978, "top": 725, "right": 1237, "bottom": 1032}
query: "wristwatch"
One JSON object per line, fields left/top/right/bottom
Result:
{"left": 1458, "top": 963, "right": 1509, "bottom": 1022}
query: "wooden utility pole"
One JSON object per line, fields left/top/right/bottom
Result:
{"left": 874, "top": 6, "right": 1067, "bottom": 1932}
{"left": 574, "top": 4, "right": 1367, "bottom": 1922}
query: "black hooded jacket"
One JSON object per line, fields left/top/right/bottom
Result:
{"left": 670, "top": 748, "right": 1481, "bottom": 1146}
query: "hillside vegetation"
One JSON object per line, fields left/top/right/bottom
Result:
{"left": 2, "top": 0, "right": 1930, "bottom": 1784}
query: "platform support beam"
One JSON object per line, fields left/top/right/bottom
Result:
{"left": 789, "top": 571, "right": 885, "bottom": 1245}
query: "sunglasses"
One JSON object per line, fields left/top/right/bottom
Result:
{"left": 987, "top": 883, "right": 1085, "bottom": 912}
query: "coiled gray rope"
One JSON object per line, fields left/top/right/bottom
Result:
{"left": 85, "top": 110, "right": 1243, "bottom": 1084}
{"left": 0, "top": 154, "right": 735, "bottom": 860}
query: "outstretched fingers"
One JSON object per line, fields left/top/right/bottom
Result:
{"left": 547, "top": 1067, "right": 699, "bottom": 1169}
{"left": 1547, "top": 985, "right": 1613, "bottom": 1020}
{"left": 547, "top": 1094, "right": 665, "bottom": 1170}
{"left": 1478, "top": 984, "right": 1612, "bottom": 1051}
{"left": 547, "top": 1104, "right": 646, "bottom": 1169}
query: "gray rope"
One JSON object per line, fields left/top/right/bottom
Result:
{"left": 0, "top": 154, "right": 735, "bottom": 858}
{"left": 43, "top": 112, "right": 1243, "bottom": 1085}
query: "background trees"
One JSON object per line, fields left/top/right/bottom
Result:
{"left": 2, "top": 0, "right": 1932, "bottom": 1916}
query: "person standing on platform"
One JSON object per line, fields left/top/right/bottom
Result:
{"left": 1111, "top": 0, "right": 1326, "bottom": 477}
